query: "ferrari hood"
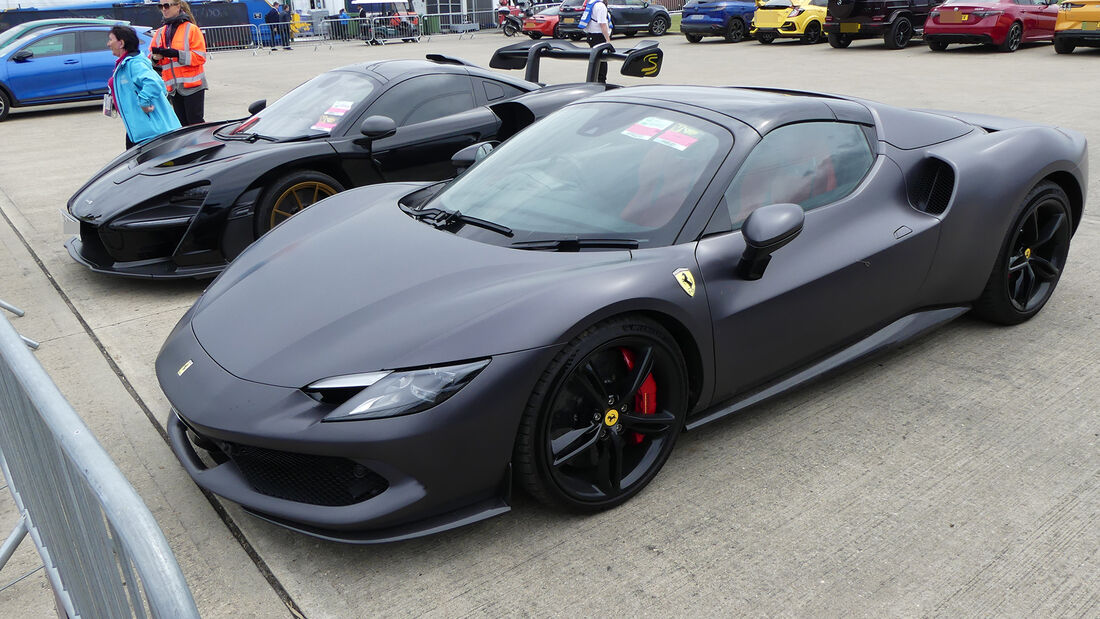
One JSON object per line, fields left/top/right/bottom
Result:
{"left": 190, "top": 183, "right": 631, "bottom": 388}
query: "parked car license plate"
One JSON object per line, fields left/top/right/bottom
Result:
{"left": 840, "top": 22, "right": 860, "bottom": 32}
{"left": 60, "top": 210, "right": 80, "bottom": 235}
{"left": 1083, "top": 21, "right": 1098, "bottom": 30}
{"left": 939, "top": 12, "right": 967, "bottom": 22}
{"left": 563, "top": 17, "right": 576, "bottom": 23}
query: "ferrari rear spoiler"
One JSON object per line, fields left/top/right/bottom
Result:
{"left": 489, "top": 39, "right": 663, "bottom": 84}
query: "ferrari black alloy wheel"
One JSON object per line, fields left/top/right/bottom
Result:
{"left": 515, "top": 316, "right": 688, "bottom": 511}
{"left": 973, "top": 181, "right": 1072, "bottom": 325}
{"left": 255, "top": 171, "right": 344, "bottom": 236}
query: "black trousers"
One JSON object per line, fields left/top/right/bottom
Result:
{"left": 171, "top": 90, "right": 205, "bottom": 126}
{"left": 586, "top": 33, "right": 610, "bottom": 82}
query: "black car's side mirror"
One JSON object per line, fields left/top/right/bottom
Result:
{"left": 451, "top": 141, "right": 497, "bottom": 172}
{"left": 247, "top": 99, "right": 267, "bottom": 115}
{"left": 12, "top": 50, "right": 33, "bottom": 62}
{"left": 360, "top": 115, "right": 397, "bottom": 140}
{"left": 737, "top": 203, "right": 805, "bottom": 280}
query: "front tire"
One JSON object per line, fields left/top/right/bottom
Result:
{"left": 254, "top": 170, "right": 344, "bottom": 237}
{"left": 649, "top": 15, "right": 670, "bottom": 36}
{"left": 884, "top": 15, "right": 912, "bottom": 49}
{"left": 801, "top": 20, "right": 822, "bottom": 44}
{"left": 0, "top": 89, "right": 9, "bottom": 122}
{"left": 553, "top": 24, "right": 564, "bottom": 38}
{"left": 927, "top": 39, "right": 948, "bottom": 51}
{"left": 685, "top": 32, "right": 703, "bottom": 42}
{"left": 757, "top": 31, "right": 776, "bottom": 44}
{"left": 971, "top": 181, "right": 1072, "bottom": 325}
{"left": 998, "top": 21, "right": 1022, "bottom": 52}
{"left": 725, "top": 17, "right": 746, "bottom": 42}
{"left": 828, "top": 32, "right": 853, "bottom": 47}
{"left": 528, "top": 31, "right": 542, "bottom": 39}
{"left": 514, "top": 316, "right": 689, "bottom": 511}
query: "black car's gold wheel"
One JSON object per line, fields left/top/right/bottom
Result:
{"left": 255, "top": 171, "right": 344, "bottom": 236}
{"left": 515, "top": 316, "right": 688, "bottom": 511}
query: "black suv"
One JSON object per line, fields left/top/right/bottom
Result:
{"left": 557, "top": 0, "right": 672, "bottom": 39}
{"left": 824, "top": 0, "right": 944, "bottom": 48}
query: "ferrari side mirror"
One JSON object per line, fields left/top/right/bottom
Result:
{"left": 737, "top": 203, "right": 805, "bottom": 280}
{"left": 247, "top": 99, "right": 267, "bottom": 115}
{"left": 451, "top": 141, "right": 497, "bottom": 172}
{"left": 360, "top": 115, "right": 397, "bottom": 140}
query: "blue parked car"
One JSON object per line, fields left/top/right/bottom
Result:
{"left": 680, "top": 0, "right": 758, "bottom": 42}
{"left": 0, "top": 24, "right": 152, "bottom": 122}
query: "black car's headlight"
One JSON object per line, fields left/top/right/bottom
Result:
{"left": 306, "top": 360, "right": 490, "bottom": 422}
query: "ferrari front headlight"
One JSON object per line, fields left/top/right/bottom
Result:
{"left": 309, "top": 360, "right": 490, "bottom": 422}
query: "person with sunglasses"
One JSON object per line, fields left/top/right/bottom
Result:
{"left": 149, "top": 0, "right": 208, "bottom": 125}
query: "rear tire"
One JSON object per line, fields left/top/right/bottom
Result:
{"left": 927, "top": 39, "right": 948, "bottom": 51}
{"left": 801, "top": 20, "right": 822, "bottom": 44}
{"left": 503, "top": 22, "right": 519, "bottom": 36}
{"left": 998, "top": 21, "right": 1022, "bottom": 52}
{"left": 828, "top": 32, "right": 853, "bottom": 47}
{"left": 1053, "top": 37, "right": 1074, "bottom": 54}
{"left": 725, "top": 17, "right": 746, "bottom": 42}
{"left": 254, "top": 170, "right": 344, "bottom": 237}
{"left": 684, "top": 32, "right": 703, "bottom": 42}
{"left": 553, "top": 24, "right": 564, "bottom": 38}
{"left": 884, "top": 15, "right": 912, "bottom": 49}
{"left": 757, "top": 31, "right": 776, "bottom": 44}
{"left": 649, "top": 15, "right": 669, "bottom": 35}
{"left": 971, "top": 181, "right": 1072, "bottom": 325}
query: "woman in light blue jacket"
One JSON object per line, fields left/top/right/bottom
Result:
{"left": 107, "top": 25, "right": 181, "bottom": 149}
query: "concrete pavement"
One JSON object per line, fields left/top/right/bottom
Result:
{"left": 0, "top": 33, "right": 1097, "bottom": 617}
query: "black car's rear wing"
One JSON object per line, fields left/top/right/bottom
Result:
{"left": 489, "top": 39, "right": 663, "bottom": 84}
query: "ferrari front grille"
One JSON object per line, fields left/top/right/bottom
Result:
{"left": 226, "top": 444, "right": 389, "bottom": 507}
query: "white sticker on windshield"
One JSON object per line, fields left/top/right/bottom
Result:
{"left": 653, "top": 122, "right": 702, "bottom": 151}
{"left": 311, "top": 101, "right": 355, "bottom": 132}
{"left": 621, "top": 116, "right": 674, "bottom": 141}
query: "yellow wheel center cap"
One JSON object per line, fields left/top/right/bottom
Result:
{"left": 1025, "top": 247, "right": 1032, "bottom": 259}
{"left": 603, "top": 409, "right": 620, "bottom": 427}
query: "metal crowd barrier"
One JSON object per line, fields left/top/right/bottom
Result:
{"left": 368, "top": 15, "right": 421, "bottom": 44}
{"left": 255, "top": 22, "right": 298, "bottom": 50}
{"left": 0, "top": 311, "right": 198, "bottom": 617}
{"left": 201, "top": 23, "right": 260, "bottom": 52}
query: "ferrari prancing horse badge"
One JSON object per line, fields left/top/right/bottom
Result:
{"left": 673, "top": 268, "right": 696, "bottom": 297}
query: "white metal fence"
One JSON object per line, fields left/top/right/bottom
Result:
{"left": 0, "top": 306, "right": 198, "bottom": 618}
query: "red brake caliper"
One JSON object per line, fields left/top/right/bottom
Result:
{"left": 619, "top": 348, "right": 656, "bottom": 445}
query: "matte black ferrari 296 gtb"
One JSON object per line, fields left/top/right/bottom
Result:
{"left": 156, "top": 85, "right": 1087, "bottom": 543}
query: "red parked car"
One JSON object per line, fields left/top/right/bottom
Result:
{"left": 923, "top": 0, "right": 1059, "bottom": 52}
{"left": 522, "top": 5, "right": 563, "bottom": 38}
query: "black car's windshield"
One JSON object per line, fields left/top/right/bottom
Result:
{"left": 232, "top": 70, "right": 376, "bottom": 140}
{"left": 425, "top": 102, "right": 729, "bottom": 247}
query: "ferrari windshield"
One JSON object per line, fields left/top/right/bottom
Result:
{"left": 426, "top": 102, "right": 729, "bottom": 247}
{"left": 232, "top": 70, "right": 375, "bottom": 140}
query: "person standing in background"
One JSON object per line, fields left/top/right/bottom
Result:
{"left": 580, "top": 0, "right": 612, "bottom": 81}
{"left": 107, "top": 25, "right": 180, "bottom": 149}
{"left": 150, "top": 0, "right": 208, "bottom": 125}
{"left": 280, "top": 3, "right": 294, "bottom": 49}
{"left": 264, "top": 1, "right": 282, "bottom": 49}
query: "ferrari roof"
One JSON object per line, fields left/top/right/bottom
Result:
{"left": 590, "top": 85, "right": 875, "bottom": 135}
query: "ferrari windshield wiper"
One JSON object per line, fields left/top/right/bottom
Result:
{"left": 399, "top": 204, "right": 513, "bottom": 237}
{"left": 511, "top": 237, "right": 640, "bottom": 251}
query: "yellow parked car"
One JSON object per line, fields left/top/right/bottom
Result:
{"left": 750, "top": 0, "right": 828, "bottom": 44}
{"left": 1054, "top": 0, "right": 1100, "bottom": 53}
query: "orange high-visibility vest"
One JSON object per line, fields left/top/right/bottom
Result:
{"left": 150, "top": 21, "right": 207, "bottom": 95}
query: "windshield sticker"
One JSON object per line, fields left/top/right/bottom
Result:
{"left": 621, "top": 116, "right": 674, "bottom": 141}
{"left": 653, "top": 123, "right": 702, "bottom": 151}
{"left": 310, "top": 101, "right": 355, "bottom": 132}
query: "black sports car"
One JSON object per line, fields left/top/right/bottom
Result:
{"left": 62, "top": 53, "right": 607, "bottom": 279}
{"left": 156, "top": 85, "right": 1086, "bottom": 543}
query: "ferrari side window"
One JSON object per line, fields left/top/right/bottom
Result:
{"left": 724, "top": 121, "right": 874, "bottom": 228}
{"left": 370, "top": 75, "right": 477, "bottom": 127}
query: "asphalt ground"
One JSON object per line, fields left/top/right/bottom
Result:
{"left": 0, "top": 31, "right": 1098, "bottom": 617}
